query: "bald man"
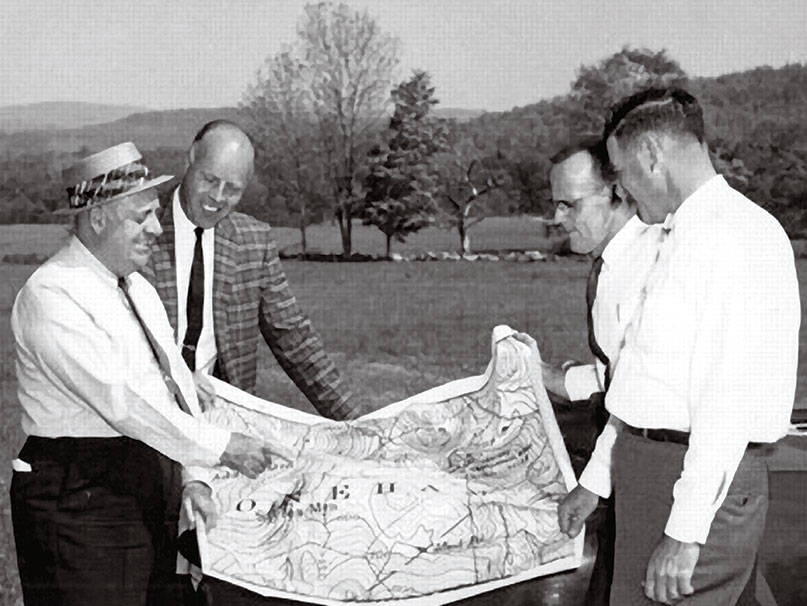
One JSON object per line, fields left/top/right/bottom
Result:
{"left": 141, "top": 120, "right": 366, "bottom": 605}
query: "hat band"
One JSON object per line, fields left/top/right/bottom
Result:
{"left": 65, "top": 161, "right": 151, "bottom": 210}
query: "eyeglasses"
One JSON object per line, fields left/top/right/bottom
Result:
{"left": 555, "top": 183, "right": 614, "bottom": 214}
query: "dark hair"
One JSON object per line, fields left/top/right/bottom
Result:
{"left": 550, "top": 135, "right": 614, "bottom": 182}
{"left": 603, "top": 87, "right": 704, "bottom": 146}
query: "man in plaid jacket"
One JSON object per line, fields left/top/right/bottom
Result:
{"left": 141, "top": 119, "right": 365, "bottom": 605}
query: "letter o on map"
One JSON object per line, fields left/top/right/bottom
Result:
{"left": 236, "top": 499, "right": 256, "bottom": 512}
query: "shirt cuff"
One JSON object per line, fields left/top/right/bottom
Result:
{"left": 194, "top": 424, "right": 231, "bottom": 468}
{"left": 564, "top": 364, "right": 600, "bottom": 402}
{"left": 182, "top": 465, "right": 218, "bottom": 488}
{"left": 664, "top": 499, "right": 715, "bottom": 544}
{"left": 578, "top": 451, "right": 613, "bottom": 498}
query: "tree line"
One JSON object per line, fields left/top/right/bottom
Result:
{"left": 2, "top": 2, "right": 807, "bottom": 255}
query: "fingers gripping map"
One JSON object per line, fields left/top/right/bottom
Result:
{"left": 195, "top": 326, "right": 584, "bottom": 604}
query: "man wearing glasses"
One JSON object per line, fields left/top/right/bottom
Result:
{"left": 539, "top": 137, "right": 661, "bottom": 606}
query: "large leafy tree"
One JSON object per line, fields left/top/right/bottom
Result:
{"left": 299, "top": 2, "right": 400, "bottom": 257}
{"left": 569, "top": 46, "right": 689, "bottom": 135}
{"left": 242, "top": 48, "right": 328, "bottom": 253}
{"left": 242, "top": 2, "right": 400, "bottom": 257}
{"left": 361, "top": 70, "right": 449, "bottom": 256}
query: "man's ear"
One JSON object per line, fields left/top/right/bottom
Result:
{"left": 187, "top": 142, "right": 197, "bottom": 170}
{"left": 637, "top": 133, "right": 663, "bottom": 175}
{"left": 88, "top": 206, "right": 107, "bottom": 234}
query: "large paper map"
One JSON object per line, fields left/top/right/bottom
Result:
{"left": 195, "top": 326, "right": 584, "bottom": 604}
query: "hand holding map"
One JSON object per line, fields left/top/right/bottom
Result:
{"left": 217, "top": 432, "right": 277, "bottom": 479}
{"left": 184, "top": 481, "right": 218, "bottom": 531}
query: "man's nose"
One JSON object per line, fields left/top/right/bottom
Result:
{"left": 554, "top": 204, "right": 570, "bottom": 226}
{"left": 146, "top": 213, "right": 163, "bottom": 237}
{"left": 614, "top": 182, "right": 628, "bottom": 202}
{"left": 211, "top": 180, "right": 227, "bottom": 202}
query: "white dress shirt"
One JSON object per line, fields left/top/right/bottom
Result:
{"left": 605, "top": 175, "right": 800, "bottom": 543}
{"left": 563, "top": 216, "right": 663, "bottom": 497}
{"left": 11, "top": 236, "right": 230, "bottom": 467}
{"left": 173, "top": 190, "right": 217, "bottom": 373}
{"left": 565, "top": 215, "right": 662, "bottom": 400}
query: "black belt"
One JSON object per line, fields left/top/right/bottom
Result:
{"left": 624, "top": 425, "right": 769, "bottom": 450}
{"left": 19, "top": 435, "right": 132, "bottom": 464}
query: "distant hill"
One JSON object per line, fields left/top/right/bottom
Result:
{"left": 0, "top": 105, "right": 483, "bottom": 156}
{"left": 0, "top": 106, "right": 243, "bottom": 156}
{"left": 433, "top": 107, "right": 485, "bottom": 122}
{"left": 453, "top": 61, "right": 807, "bottom": 231}
{"left": 459, "top": 63, "right": 807, "bottom": 150}
{"left": 0, "top": 101, "right": 151, "bottom": 133}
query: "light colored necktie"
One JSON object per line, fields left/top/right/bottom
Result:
{"left": 119, "top": 276, "right": 192, "bottom": 415}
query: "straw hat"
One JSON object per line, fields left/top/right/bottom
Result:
{"left": 55, "top": 142, "right": 173, "bottom": 215}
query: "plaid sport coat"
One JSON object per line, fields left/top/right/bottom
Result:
{"left": 141, "top": 189, "right": 358, "bottom": 421}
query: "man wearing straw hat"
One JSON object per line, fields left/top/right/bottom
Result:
{"left": 9, "top": 142, "right": 277, "bottom": 606}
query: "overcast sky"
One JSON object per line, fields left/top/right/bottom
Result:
{"left": 3, "top": 0, "right": 806, "bottom": 111}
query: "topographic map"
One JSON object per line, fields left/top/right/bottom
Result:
{"left": 194, "top": 326, "right": 584, "bottom": 605}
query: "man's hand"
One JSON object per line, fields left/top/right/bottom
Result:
{"left": 541, "top": 360, "right": 570, "bottom": 400}
{"left": 218, "top": 432, "right": 277, "bottom": 479}
{"left": 193, "top": 371, "right": 216, "bottom": 411}
{"left": 557, "top": 484, "right": 599, "bottom": 538}
{"left": 184, "top": 481, "right": 218, "bottom": 532}
{"left": 512, "top": 331, "right": 538, "bottom": 350}
{"left": 644, "top": 535, "right": 699, "bottom": 604}
{"left": 511, "top": 331, "right": 570, "bottom": 399}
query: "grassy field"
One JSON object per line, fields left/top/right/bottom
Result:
{"left": 0, "top": 216, "right": 557, "bottom": 260}
{"left": 1, "top": 220, "right": 807, "bottom": 604}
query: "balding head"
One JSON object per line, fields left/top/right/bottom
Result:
{"left": 180, "top": 120, "right": 255, "bottom": 228}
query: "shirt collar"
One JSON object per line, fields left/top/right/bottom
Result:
{"left": 173, "top": 188, "right": 197, "bottom": 235}
{"left": 670, "top": 174, "right": 727, "bottom": 230}
{"left": 601, "top": 215, "right": 651, "bottom": 266}
{"left": 66, "top": 235, "right": 120, "bottom": 287}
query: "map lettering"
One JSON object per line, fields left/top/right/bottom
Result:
{"left": 330, "top": 484, "right": 350, "bottom": 500}
{"left": 236, "top": 499, "right": 256, "bottom": 512}
{"left": 376, "top": 482, "right": 395, "bottom": 494}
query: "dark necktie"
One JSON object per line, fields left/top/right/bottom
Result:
{"left": 182, "top": 226, "right": 205, "bottom": 371}
{"left": 118, "top": 277, "right": 192, "bottom": 414}
{"left": 586, "top": 256, "right": 612, "bottom": 390}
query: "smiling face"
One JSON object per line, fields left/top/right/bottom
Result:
{"left": 179, "top": 129, "right": 254, "bottom": 229}
{"left": 550, "top": 151, "right": 616, "bottom": 254}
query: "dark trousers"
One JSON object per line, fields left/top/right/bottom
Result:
{"left": 146, "top": 456, "right": 199, "bottom": 606}
{"left": 11, "top": 436, "right": 167, "bottom": 606}
{"left": 555, "top": 390, "right": 614, "bottom": 606}
{"left": 611, "top": 431, "right": 769, "bottom": 605}
{"left": 199, "top": 577, "right": 306, "bottom": 606}
{"left": 585, "top": 495, "right": 615, "bottom": 606}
